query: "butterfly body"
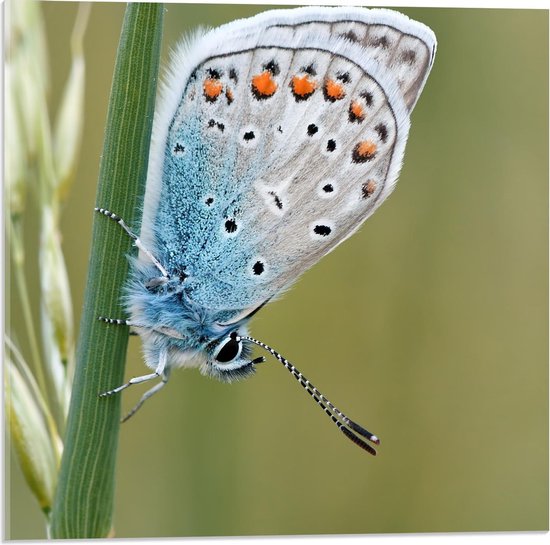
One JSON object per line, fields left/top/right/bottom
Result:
{"left": 124, "top": 255, "right": 254, "bottom": 380}
{"left": 99, "top": 7, "right": 436, "bottom": 452}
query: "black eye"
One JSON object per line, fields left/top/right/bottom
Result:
{"left": 214, "top": 335, "right": 241, "bottom": 363}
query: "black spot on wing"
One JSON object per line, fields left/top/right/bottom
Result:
{"left": 253, "top": 261, "right": 264, "bottom": 275}
{"left": 307, "top": 123, "right": 318, "bottom": 136}
{"left": 313, "top": 225, "right": 331, "bottom": 236}
{"left": 263, "top": 60, "right": 280, "bottom": 76}
{"left": 375, "top": 123, "right": 388, "bottom": 143}
{"left": 225, "top": 219, "right": 238, "bottom": 233}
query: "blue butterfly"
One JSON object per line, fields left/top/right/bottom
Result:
{"left": 97, "top": 7, "right": 436, "bottom": 455}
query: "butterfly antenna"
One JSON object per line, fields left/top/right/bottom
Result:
{"left": 242, "top": 335, "right": 380, "bottom": 456}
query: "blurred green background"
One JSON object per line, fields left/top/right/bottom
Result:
{"left": 7, "top": 2, "right": 548, "bottom": 539}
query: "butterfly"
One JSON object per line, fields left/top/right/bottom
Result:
{"left": 97, "top": 6, "right": 436, "bottom": 455}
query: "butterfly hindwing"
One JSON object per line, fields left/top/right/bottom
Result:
{"left": 250, "top": 8, "right": 436, "bottom": 111}
{"left": 145, "top": 7, "right": 436, "bottom": 319}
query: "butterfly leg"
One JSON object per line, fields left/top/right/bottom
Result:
{"left": 95, "top": 207, "right": 170, "bottom": 280}
{"left": 98, "top": 316, "right": 143, "bottom": 335}
{"left": 121, "top": 368, "right": 171, "bottom": 423}
{"left": 99, "top": 347, "right": 167, "bottom": 398}
{"left": 98, "top": 316, "right": 133, "bottom": 326}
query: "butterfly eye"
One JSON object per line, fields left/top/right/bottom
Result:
{"left": 213, "top": 333, "right": 242, "bottom": 363}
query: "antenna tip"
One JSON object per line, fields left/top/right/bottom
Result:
{"left": 370, "top": 435, "right": 380, "bottom": 445}
{"left": 251, "top": 356, "right": 266, "bottom": 365}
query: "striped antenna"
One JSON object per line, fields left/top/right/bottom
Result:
{"left": 242, "top": 335, "right": 380, "bottom": 456}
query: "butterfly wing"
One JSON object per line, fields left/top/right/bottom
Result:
{"left": 230, "top": 7, "right": 436, "bottom": 112}
{"left": 142, "top": 7, "right": 436, "bottom": 320}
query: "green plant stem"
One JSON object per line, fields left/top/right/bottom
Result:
{"left": 49, "top": 4, "right": 163, "bottom": 538}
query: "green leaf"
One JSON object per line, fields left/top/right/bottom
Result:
{"left": 49, "top": 4, "right": 164, "bottom": 538}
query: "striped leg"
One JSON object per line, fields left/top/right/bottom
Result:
{"left": 121, "top": 369, "right": 171, "bottom": 423}
{"left": 98, "top": 317, "right": 133, "bottom": 327}
{"left": 98, "top": 316, "right": 142, "bottom": 335}
{"left": 95, "top": 207, "right": 170, "bottom": 280}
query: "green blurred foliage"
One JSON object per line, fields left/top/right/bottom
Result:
{"left": 7, "top": 3, "right": 548, "bottom": 539}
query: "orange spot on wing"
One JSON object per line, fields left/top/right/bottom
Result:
{"left": 362, "top": 179, "right": 377, "bottom": 198}
{"left": 251, "top": 71, "right": 277, "bottom": 97}
{"left": 291, "top": 75, "right": 316, "bottom": 98}
{"left": 353, "top": 140, "right": 377, "bottom": 162}
{"left": 349, "top": 100, "right": 365, "bottom": 121}
{"left": 324, "top": 79, "right": 346, "bottom": 101}
{"left": 358, "top": 140, "right": 377, "bottom": 156}
{"left": 203, "top": 78, "right": 223, "bottom": 100}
